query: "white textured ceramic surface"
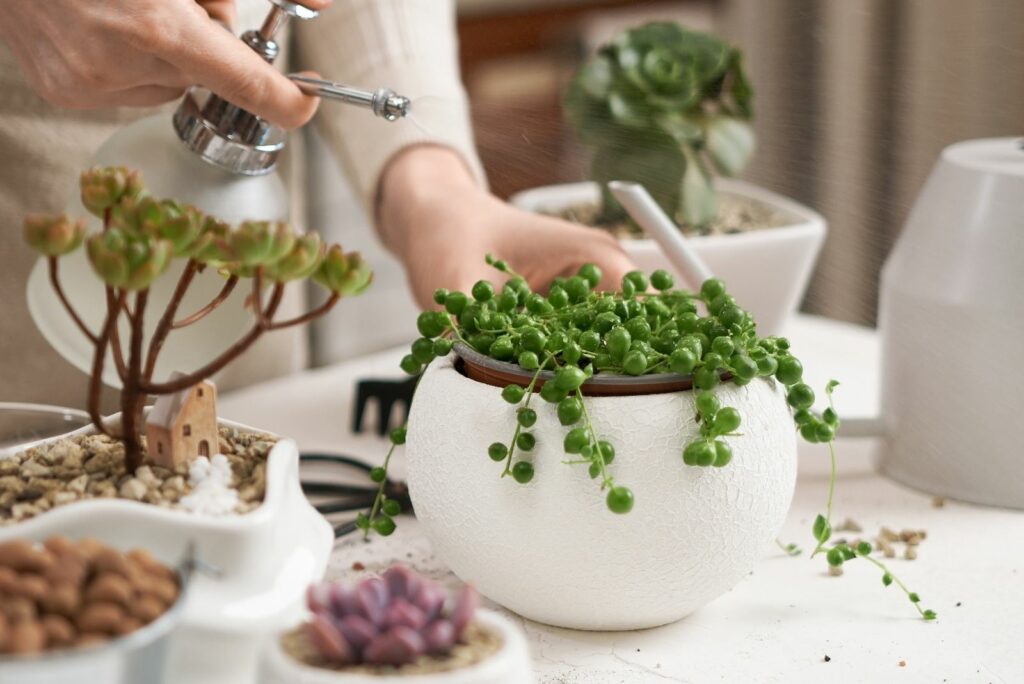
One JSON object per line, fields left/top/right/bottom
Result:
{"left": 406, "top": 357, "right": 797, "bottom": 630}
{"left": 26, "top": 114, "right": 289, "bottom": 388}
{"left": 878, "top": 138, "right": 1024, "bottom": 509}
{"left": 0, "top": 416, "right": 332, "bottom": 684}
{"left": 257, "top": 610, "right": 533, "bottom": 684}
{"left": 510, "top": 179, "right": 826, "bottom": 335}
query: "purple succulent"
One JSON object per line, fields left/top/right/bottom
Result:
{"left": 303, "top": 565, "right": 479, "bottom": 667}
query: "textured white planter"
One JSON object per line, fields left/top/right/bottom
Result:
{"left": 510, "top": 179, "right": 826, "bottom": 335}
{"left": 406, "top": 356, "right": 798, "bottom": 630}
{"left": 257, "top": 610, "right": 533, "bottom": 684}
{"left": 0, "top": 417, "right": 333, "bottom": 684}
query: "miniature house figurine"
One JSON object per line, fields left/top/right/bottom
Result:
{"left": 146, "top": 372, "right": 219, "bottom": 469}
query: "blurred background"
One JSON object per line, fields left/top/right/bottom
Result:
{"left": 310, "top": 0, "right": 1024, "bottom": 365}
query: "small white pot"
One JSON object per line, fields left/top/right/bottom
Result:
{"left": 0, "top": 417, "right": 333, "bottom": 684}
{"left": 405, "top": 356, "right": 798, "bottom": 630}
{"left": 510, "top": 179, "right": 826, "bottom": 335}
{"left": 257, "top": 610, "right": 534, "bottom": 684}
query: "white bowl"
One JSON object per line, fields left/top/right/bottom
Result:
{"left": 405, "top": 356, "right": 798, "bottom": 630}
{"left": 0, "top": 553, "right": 191, "bottom": 684}
{"left": 0, "top": 416, "right": 333, "bottom": 684}
{"left": 257, "top": 609, "right": 533, "bottom": 684}
{"left": 510, "top": 179, "right": 826, "bottom": 335}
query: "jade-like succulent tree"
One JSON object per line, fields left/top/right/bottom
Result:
{"left": 25, "top": 167, "right": 372, "bottom": 472}
{"left": 564, "top": 22, "right": 755, "bottom": 228}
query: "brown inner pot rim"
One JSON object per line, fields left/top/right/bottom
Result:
{"left": 454, "top": 343, "right": 732, "bottom": 397}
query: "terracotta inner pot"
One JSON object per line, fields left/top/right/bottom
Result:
{"left": 454, "top": 344, "right": 732, "bottom": 397}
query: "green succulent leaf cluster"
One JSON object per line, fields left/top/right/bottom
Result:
{"left": 24, "top": 167, "right": 373, "bottom": 296}
{"left": 23, "top": 214, "right": 87, "bottom": 257}
{"left": 564, "top": 22, "right": 755, "bottom": 227}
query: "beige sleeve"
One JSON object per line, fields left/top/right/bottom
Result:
{"left": 292, "top": 0, "right": 487, "bottom": 221}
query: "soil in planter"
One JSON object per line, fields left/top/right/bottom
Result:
{"left": 0, "top": 426, "right": 275, "bottom": 525}
{"left": 0, "top": 536, "right": 180, "bottom": 655}
{"left": 281, "top": 621, "right": 504, "bottom": 676}
{"left": 558, "top": 192, "right": 790, "bottom": 238}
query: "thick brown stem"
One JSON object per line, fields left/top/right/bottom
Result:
{"left": 87, "top": 291, "right": 127, "bottom": 437}
{"left": 140, "top": 284, "right": 284, "bottom": 395}
{"left": 48, "top": 257, "right": 97, "bottom": 344}
{"left": 265, "top": 293, "right": 340, "bottom": 330}
{"left": 121, "top": 289, "right": 149, "bottom": 473}
{"left": 172, "top": 274, "right": 238, "bottom": 329}
{"left": 144, "top": 261, "right": 199, "bottom": 381}
{"left": 107, "top": 288, "right": 128, "bottom": 382}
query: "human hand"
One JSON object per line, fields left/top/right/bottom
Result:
{"left": 378, "top": 146, "right": 638, "bottom": 309}
{"left": 0, "top": 0, "right": 330, "bottom": 128}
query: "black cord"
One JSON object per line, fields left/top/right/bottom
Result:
{"left": 299, "top": 451, "right": 412, "bottom": 539}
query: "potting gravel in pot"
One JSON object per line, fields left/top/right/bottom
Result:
{"left": 358, "top": 257, "right": 937, "bottom": 630}
{"left": 259, "top": 564, "right": 532, "bottom": 684}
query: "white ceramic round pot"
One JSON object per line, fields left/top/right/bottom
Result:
{"left": 405, "top": 356, "right": 798, "bottom": 630}
{"left": 0, "top": 416, "right": 333, "bottom": 684}
{"left": 257, "top": 609, "right": 534, "bottom": 684}
{"left": 510, "top": 179, "right": 826, "bottom": 335}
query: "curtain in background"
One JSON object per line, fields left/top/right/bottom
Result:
{"left": 716, "top": 0, "right": 1024, "bottom": 325}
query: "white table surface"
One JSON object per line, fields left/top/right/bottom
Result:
{"left": 220, "top": 315, "right": 1023, "bottom": 684}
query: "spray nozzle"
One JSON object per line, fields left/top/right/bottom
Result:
{"left": 172, "top": 0, "right": 411, "bottom": 176}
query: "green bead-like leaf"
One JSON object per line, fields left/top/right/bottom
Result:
{"left": 812, "top": 514, "right": 831, "bottom": 544}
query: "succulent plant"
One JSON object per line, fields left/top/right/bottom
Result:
{"left": 79, "top": 166, "right": 143, "bottom": 217}
{"left": 564, "top": 22, "right": 755, "bottom": 228}
{"left": 85, "top": 229, "right": 174, "bottom": 290}
{"left": 26, "top": 165, "right": 373, "bottom": 474}
{"left": 315, "top": 245, "right": 374, "bottom": 296}
{"left": 302, "top": 565, "right": 478, "bottom": 667}
{"left": 23, "top": 214, "right": 87, "bottom": 257}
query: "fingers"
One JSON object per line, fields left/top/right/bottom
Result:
{"left": 157, "top": 9, "right": 320, "bottom": 129}
{"left": 199, "top": 0, "right": 237, "bottom": 28}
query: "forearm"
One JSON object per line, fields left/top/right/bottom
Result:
{"left": 293, "top": 0, "right": 487, "bottom": 221}
{"left": 377, "top": 145, "right": 483, "bottom": 265}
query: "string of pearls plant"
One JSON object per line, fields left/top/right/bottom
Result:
{"left": 361, "top": 256, "right": 935, "bottom": 620}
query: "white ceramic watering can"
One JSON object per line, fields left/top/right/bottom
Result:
{"left": 24, "top": 0, "right": 409, "bottom": 388}
{"left": 610, "top": 140, "right": 1024, "bottom": 510}
{"left": 845, "top": 137, "right": 1024, "bottom": 508}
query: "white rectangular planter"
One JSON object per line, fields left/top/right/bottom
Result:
{"left": 510, "top": 179, "right": 826, "bottom": 335}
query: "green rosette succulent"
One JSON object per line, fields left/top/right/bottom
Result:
{"left": 79, "top": 167, "right": 144, "bottom": 218}
{"left": 314, "top": 245, "right": 373, "bottom": 296}
{"left": 24, "top": 214, "right": 87, "bottom": 257}
{"left": 186, "top": 217, "right": 235, "bottom": 265}
{"left": 564, "top": 22, "right": 755, "bottom": 227}
{"left": 86, "top": 229, "right": 173, "bottom": 290}
{"left": 264, "top": 233, "right": 324, "bottom": 282}
{"left": 230, "top": 221, "right": 297, "bottom": 267}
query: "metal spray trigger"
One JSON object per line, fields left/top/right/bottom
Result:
{"left": 172, "top": 0, "right": 411, "bottom": 176}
